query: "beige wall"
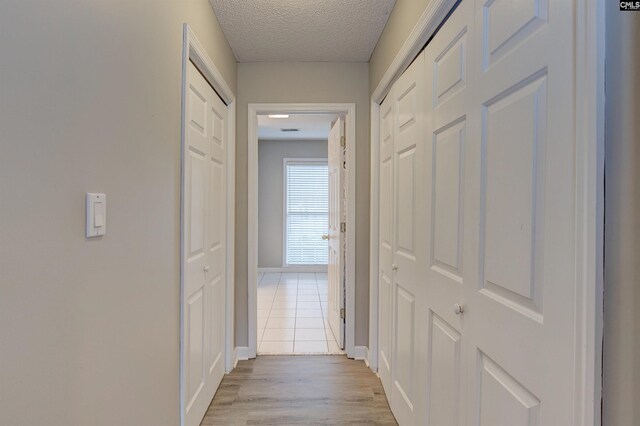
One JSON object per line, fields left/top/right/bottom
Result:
{"left": 0, "top": 1, "right": 235, "bottom": 424}
{"left": 258, "top": 139, "right": 328, "bottom": 268}
{"left": 235, "top": 62, "right": 370, "bottom": 347}
{"left": 603, "top": 5, "right": 640, "bottom": 425}
{"left": 369, "top": 0, "right": 432, "bottom": 94}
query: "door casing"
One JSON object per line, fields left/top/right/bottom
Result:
{"left": 246, "top": 103, "right": 357, "bottom": 359}
{"left": 368, "top": 0, "right": 605, "bottom": 425}
{"left": 180, "top": 24, "right": 236, "bottom": 426}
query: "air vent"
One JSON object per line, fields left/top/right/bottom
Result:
{"left": 281, "top": 128, "right": 300, "bottom": 132}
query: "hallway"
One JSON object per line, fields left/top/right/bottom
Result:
{"left": 199, "top": 356, "right": 397, "bottom": 425}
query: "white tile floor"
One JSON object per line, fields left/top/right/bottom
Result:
{"left": 257, "top": 272, "right": 344, "bottom": 355}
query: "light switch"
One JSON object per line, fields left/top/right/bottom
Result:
{"left": 86, "top": 193, "right": 106, "bottom": 237}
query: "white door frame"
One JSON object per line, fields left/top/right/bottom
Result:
{"left": 367, "top": 0, "right": 605, "bottom": 425}
{"left": 247, "top": 103, "right": 357, "bottom": 359}
{"left": 180, "top": 24, "right": 236, "bottom": 426}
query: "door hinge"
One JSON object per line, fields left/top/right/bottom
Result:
{"left": 340, "top": 136, "right": 346, "bottom": 147}
{"left": 340, "top": 222, "right": 346, "bottom": 233}
{"left": 340, "top": 308, "right": 345, "bottom": 319}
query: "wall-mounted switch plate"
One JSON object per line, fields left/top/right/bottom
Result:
{"left": 86, "top": 193, "right": 106, "bottom": 237}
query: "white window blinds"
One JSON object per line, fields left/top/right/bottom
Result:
{"left": 285, "top": 161, "right": 329, "bottom": 265}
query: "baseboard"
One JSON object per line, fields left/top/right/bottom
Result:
{"left": 236, "top": 346, "right": 251, "bottom": 361}
{"left": 233, "top": 347, "right": 239, "bottom": 368}
{"left": 364, "top": 348, "right": 371, "bottom": 368}
{"left": 351, "top": 346, "right": 368, "bottom": 360}
{"left": 257, "top": 266, "right": 328, "bottom": 273}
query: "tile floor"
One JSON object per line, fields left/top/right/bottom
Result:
{"left": 257, "top": 272, "right": 344, "bottom": 354}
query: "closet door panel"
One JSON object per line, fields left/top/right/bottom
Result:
{"left": 422, "top": 1, "right": 474, "bottom": 425}
{"left": 378, "top": 97, "right": 394, "bottom": 395}
{"left": 390, "top": 53, "right": 427, "bottom": 426}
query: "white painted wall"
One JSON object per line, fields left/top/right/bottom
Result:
{"left": 258, "top": 139, "right": 328, "bottom": 268}
{"left": 0, "top": 1, "right": 236, "bottom": 424}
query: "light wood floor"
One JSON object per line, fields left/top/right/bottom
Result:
{"left": 200, "top": 355, "right": 398, "bottom": 425}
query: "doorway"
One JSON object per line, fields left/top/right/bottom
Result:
{"left": 247, "top": 104, "right": 357, "bottom": 358}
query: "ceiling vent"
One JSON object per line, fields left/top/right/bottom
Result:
{"left": 281, "top": 128, "right": 300, "bottom": 132}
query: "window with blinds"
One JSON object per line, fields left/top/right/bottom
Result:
{"left": 284, "top": 160, "right": 329, "bottom": 265}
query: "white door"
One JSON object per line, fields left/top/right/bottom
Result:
{"left": 183, "top": 60, "right": 227, "bottom": 426}
{"left": 463, "top": 0, "right": 578, "bottom": 422}
{"left": 378, "top": 97, "right": 394, "bottom": 396}
{"left": 327, "top": 118, "right": 344, "bottom": 348}
{"left": 389, "top": 53, "right": 426, "bottom": 426}
{"left": 421, "top": 1, "right": 473, "bottom": 424}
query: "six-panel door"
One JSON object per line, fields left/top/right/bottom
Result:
{"left": 184, "top": 61, "right": 227, "bottom": 426}
{"left": 378, "top": 0, "right": 578, "bottom": 423}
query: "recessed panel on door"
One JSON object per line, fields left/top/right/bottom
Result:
{"left": 209, "top": 159, "right": 224, "bottom": 253}
{"left": 395, "top": 146, "right": 417, "bottom": 260}
{"left": 186, "top": 289, "right": 205, "bottom": 409}
{"left": 432, "top": 119, "right": 465, "bottom": 278}
{"left": 435, "top": 30, "right": 467, "bottom": 106}
{"left": 427, "top": 312, "right": 461, "bottom": 426}
{"left": 478, "top": 352, "right": 540, "bottom": 426}
{"left": 188, "top": 151, "right": 206, "bottom": 258}
{"left": 208, "top": 274, "right": 223, "bottom": 374}
{"left": 482, "top": 73, "right": 547, "bottom": 321}
{"left": 483, "top": 0, "right": 548, "bottom": 68}
{"left": 394, "top": 285, "right": 415, "bottom": 408}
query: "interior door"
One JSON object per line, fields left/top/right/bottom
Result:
{"left": 421, "top": 1, "right": 473, "bottom": 424}
{"left": 183, "top": 60, "right": 226, "bottom": 426}
{"left": 378, "top": 97, "right": 394, "bottom": 396}
{"left": 327, "top": 117, "right": 344, "bottom": 348}
{"left": 389, "top": 53, "right": 426, "bottom": 426}
{"left": 463, "top": 0, "right": 577, "bottom": 422}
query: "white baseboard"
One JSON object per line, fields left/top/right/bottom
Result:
{"left": 257, "top": 266, "right": 328, "bottom": 273}
{"left": 350, "top": 346, "right": 368, "bottom": 360}
{"left": 236, "top": 346, "right": 251, "bottom": 361}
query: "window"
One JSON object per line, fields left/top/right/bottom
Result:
{"left": 284, "top": 160, "right": 329, "bottom": 265}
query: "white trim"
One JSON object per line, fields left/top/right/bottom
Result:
{"left": 573, "top": 0, "right": 605, "bottom": 424}
{"left": 236, "top": 346, "right": 251, "bottom": 362}
{"left": 368, "top": 100, "right": 380, "bottom": 372}
{"left": 351, "top": 346, "right": 368, "bottom": 361}
{"left": 367, "top": 0, "right": 605, "bottom": 422}
{"left": 248, "top": 103, "right": 357, "bottom": 359}
{"left": 180, "top": 24, "right": 236, "bottom": 426}
{"left": 225, "top": 101, "right": 236, "bottom": 375}
{"left": 257, "top": 267, "right": 328, "bottom": 274}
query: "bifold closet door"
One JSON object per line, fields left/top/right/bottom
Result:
{"left": 421, "top": 0, "right": 474, "bottom": 424}
{"left": 462, "top": 0, "right": 578, "bottom": 422}
{"left": 389, "top": 53, "right": 427, "bottom": 426}
{"left": 378, "top": 97, "right": 394, "bottom": 396}
{"left": 183, "top": 60, "right": 227, "bottom": 426}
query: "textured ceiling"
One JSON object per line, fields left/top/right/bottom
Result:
{"left": 209, "top": 0, "right": 396, "bottom": 62}
{"left": 258, "top": 114, "right": 340, "bottom": 140}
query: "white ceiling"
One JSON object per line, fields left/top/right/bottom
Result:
{"left": 258, "top": 114, "right": 340, "bottom": 140}
{"left": 209, "top": 0, "right": 396, "bottom": 62}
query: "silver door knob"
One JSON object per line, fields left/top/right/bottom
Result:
{"left": 392, "top": 264, "right": 398, "bottom": 271}
{"left": 454, "top": 303, "right": 464, "bottom": 315}
{"left": 204, "top": 266, "right": 210, "bottom": 272}
{"left": 322, "top": 235, "right": 329, "bottom": 240}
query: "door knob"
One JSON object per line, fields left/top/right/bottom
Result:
{"left": 454, "top": 303, "right": 464, "bottom": 315}
{"left": 204, "top": 266, "right": 210, "bottom": 273}
{"left": 392, "top": 264, "right": 398, "bottom": 271}
{"left": 322, "top": 235, "right": 329, "bottom": 240}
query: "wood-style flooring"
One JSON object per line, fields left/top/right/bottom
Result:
{"left": 200, "top": 355, "right": 398, "bottom": 425}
